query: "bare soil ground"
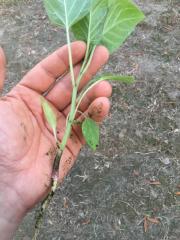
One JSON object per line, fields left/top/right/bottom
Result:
{"left": 0, "top": 0, "right": 180, "bottom": 239}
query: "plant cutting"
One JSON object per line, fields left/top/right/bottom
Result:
{"left": 33, "top": 0, "right": 145, "bottom": 239}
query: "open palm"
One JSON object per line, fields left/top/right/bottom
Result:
{"left": 0, "top": 42, "right": 112, "bottom": 216}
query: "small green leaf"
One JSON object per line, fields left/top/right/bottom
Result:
{"left": 86, "top": 74, "right": 135, "bottom": 93}
{"left": 82, "top": 118, "right": 99, "bottom": 151}
{"left": 99, "top": 75, "right": 135, "bottom": 84}
{"left": 41, "top": 97, "right": 57, "bottom": 141}
{"left": 44, "top": 0, "right": 92, "bottom": 28}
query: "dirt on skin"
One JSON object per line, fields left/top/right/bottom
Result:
{"left": 0, "top": 0, "right": 180, "bottom": 239}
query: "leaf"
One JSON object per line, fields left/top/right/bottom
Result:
{"left": 86, "top": 75, "right": 135, "bottom": 91}
{"left": 72, "top": 0, "right": 145, "bottom": 53}
{"left": 44, "top": 0, "right": 92, "bottom": 28}
{"left": 72, "top": 0, "right": 109, "bottom": 45}
{"left": 101, "top": 0, "right": 145, "bottom": 52}
{"left": 101, "top": 74, "right": 135, "bottom": 84}
{"left": 41, "top": 97, "right": 57, "bottom": 141}
{"left": 82, "top": 118, "right": 99, "bottom": 151}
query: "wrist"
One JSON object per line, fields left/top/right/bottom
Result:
{"left": 0, "top": 183, "right": 27, "bottom": 239}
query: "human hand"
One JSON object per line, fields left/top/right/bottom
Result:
{"left": 0, "top": 42, "right": 112, "bottom": 238}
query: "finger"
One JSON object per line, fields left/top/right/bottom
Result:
{"left": 46, "top": 46, "right": 109, "bottom": 110}
{"left": 19, "top": 41, "right": 86, "bottom": 93}
{"left": 58, "top": 97, "right": 111, "bottom": 181}
{"left": 46, "top": 65, "right": 81, "bottom": 109}
{"left": 78, "top": 81, "right": 112, "bottom": 113}
{"left": 63, "top": 81, "right": 112, "bottom": 117}
{"left": 0, "top": 47, "right": 6, "bottom": 92}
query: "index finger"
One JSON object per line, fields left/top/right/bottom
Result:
{"left": 19, "top": 41, "right": 86, "bottom": 93}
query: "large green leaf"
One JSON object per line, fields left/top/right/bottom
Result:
{"left": 102, "top": 0, "right": 145, "bottom": 52}
{"left": 82, "top": 118, "right": 99, "bottom": 151}
{"left": 72, "top": 0, "right": 108, "bottom": 45}
{"left": 72, "top": 0, "right": 145, "bottom": 53}
{"left": 44, "top": 0, "right": 92, "bottom": 28}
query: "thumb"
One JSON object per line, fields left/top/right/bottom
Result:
{"left": 0, "top": 47, "right": 6, "bottom": 92}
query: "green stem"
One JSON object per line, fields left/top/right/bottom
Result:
{"left": 78, "top": 12, "right": 92, "bottom": 79}
{"left": 76, "top": 10, "right": 95, "bottom": 88}
{"left": 59, "top": 0, "right": 78, "bottom": 152}
{"left": 34, "top": 44, "right": 95, "bottom": 238}
{"left": 33, "top": 2, "right": 78, "bottom": 238}
{"left": 64, "top": 0, "right": 75, "bottom": 87}
{"left": 34, "top": 4, "right": 98, "bottom": 238}
{"left": 61, "top": 47, "right": 96, "bottom": 137}
{"left": 60, "top": 86, "right": 77, "bottom": 150}
{"left": 77, "top": 45, "right": 96, "bottom": 85}
{"left": 75, "top": 77, "right": 105, "bottom": 116}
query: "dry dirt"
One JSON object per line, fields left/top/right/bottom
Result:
{"left": 0, "top": 0, "right": 180, "bottom": 239}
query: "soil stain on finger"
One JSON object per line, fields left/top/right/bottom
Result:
{"left": 89, "top": 102, "right": 103, "bottom": 118}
